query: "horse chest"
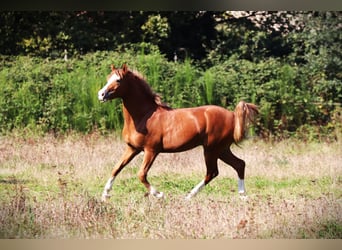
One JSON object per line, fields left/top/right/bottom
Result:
{"left": 123, "top": 123, "right": 157, "bottom": 150}
{"left": 123, "top": 125, "right": 144, "bottom": 146}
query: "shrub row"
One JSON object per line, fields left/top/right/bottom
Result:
{"left": 0, "top": 48, "right": 340, "bottom": 141}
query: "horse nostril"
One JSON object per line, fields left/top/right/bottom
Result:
{"left": 101, "top": 92, "right": 104, "bottom": 97}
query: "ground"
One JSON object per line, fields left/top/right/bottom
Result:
{"left": 0, "top": 133, "right": 341, "bottom": 238}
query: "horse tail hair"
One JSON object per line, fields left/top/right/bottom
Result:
{"left": 233, "top": 101, "right": 258, "bottom": 143}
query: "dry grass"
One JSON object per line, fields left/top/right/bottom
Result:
{"left": 0, "top": 133, "right": 341, "bottom": 239}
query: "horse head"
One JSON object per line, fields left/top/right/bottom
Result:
{"left": 98, "top": 63, "right": 128, "bottom": 102}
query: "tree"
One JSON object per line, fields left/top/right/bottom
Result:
{"left": 207, "top": 11, "right": 300, "bottom": 63}
{"left": 141, "top": 14, "right": 170, "bottom": 46}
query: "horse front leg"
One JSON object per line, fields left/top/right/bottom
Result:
{"left": 102, "top": 145, "right": 140, "bottom": 201}
{"left": 138, "top": 150, "right": 164, "bottom": 198}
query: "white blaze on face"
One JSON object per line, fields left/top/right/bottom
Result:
{"left": 98, "top": 72, "right": 121, "bottom": 101}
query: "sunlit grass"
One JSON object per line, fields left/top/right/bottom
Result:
{"left": 0, "top": 134, "right": 341, "bottom": 238}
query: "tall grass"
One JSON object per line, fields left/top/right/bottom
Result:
{"left": 0, "top": 134, "right": 341, "bottom": 238}
{"left": 201, "top": 70, "right": 215, "bottom": 104}
{"left": 171, "top": 59, "right": 202, "bottom": 107}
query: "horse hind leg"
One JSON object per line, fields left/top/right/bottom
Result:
{"left": 185, "top": 150, "right": 219, "bottom": 200}
{"left": 219, "top": 148, "right": 246, "bottom": 195}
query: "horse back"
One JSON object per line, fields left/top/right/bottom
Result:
{"left": 150, "top": 105, "right": 234, "bottom": 152}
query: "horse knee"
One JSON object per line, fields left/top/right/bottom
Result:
{"left": 213, "top": 169, "right": 219, "bottom": 178}
{"left": 137, "top": 170, "right": 147, "bottom": 183}
{"left": 205, "top": 169, "right": 219, "bottom": 184}
{"left": 210, "top": 170, "right": 219, "bottom": 180}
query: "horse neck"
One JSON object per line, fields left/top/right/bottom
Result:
{"left": 121, "top": 83, "right": 158, "bottom": 123}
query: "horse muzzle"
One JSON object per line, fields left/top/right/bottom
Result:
{"left": 98, "top": 89, "right": 108, "bottom": 102}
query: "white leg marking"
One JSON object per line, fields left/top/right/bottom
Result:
{"left": 238, "top": 178, "right": 248, "bottom": 200}
{"left": 101, "top": 176, "right": 115, "bottom": 201}
{"left": 150, "top": 186, "right": 164, "bottom": 198}
{"left": 238, "top": 178, "right": 245, "bottom": 194}
{"left": 185, "top": 180, "right": 205, "bottom": 200}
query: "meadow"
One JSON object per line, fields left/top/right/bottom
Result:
{"left": 0, "top": 133, "right": 341, "bottom": 239}
{"left": 1, "top": 13, "right": 341, "bottom": 241}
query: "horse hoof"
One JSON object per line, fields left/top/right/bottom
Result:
{"left": 239, "top": 194, "right": 248, "bottom": 201}
{"left": 101, "top": 194, "right": 111, "bottom": 202}
{"left": 185, "top": 194, "right": 192, "bottom": 200}
{"left": 146, "top": 192, "right": 164, "bottom": 199}
{"left": 154, "top": 191, "right": 164, "bottom": 199}
{"left": 150, "top": 186, "right": 164, "bottom": 198}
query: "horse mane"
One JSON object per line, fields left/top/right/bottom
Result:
{"left": 128, "top": 69, "right": 172, "bottom": 110}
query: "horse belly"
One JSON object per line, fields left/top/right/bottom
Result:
{"left": 161, "top": 111, "right": 205, "bottom": 152}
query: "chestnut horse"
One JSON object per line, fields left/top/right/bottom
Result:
{"left": 98, "top": 64, "right": 258, "bottom": 201}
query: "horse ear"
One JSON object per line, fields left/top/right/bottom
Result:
{"left": 110, "top": 64, "right": 115, "bottom": 72}
{"left": 122, "top": 63, "right": 128, "bottom": 74}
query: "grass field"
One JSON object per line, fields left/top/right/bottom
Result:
{"left": 0, "top": 133, "right": 341, "bottom": 239}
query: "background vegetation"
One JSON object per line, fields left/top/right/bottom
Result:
{"left": 0, "top": 11, "right": 341, "bottom": 140}
{"left": 0, "top": 12, "right": 341, "bottom": 239}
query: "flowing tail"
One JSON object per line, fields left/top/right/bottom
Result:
{"left": 233, "top": 101, "right": 259, "bottom": 143}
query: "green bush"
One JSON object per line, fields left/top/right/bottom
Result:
{"left": 0, "top": 47, "right": 340, "bottom": 141}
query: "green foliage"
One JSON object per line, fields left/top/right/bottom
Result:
{"left": 0, "top": 44, "right": 340, "bottom": 141}
{"left": 141, "top": 14, "right": 170, "bottom": 45}
{"left": 0, "top": 53, "right": 115, "bottom": 134}
{"left": 317, "top": 220, "right": 342, "bottom": 238}
{"left": 0, "top": 11, "right": 341, "bottom": 141}
{"left": 200, "top": 70, "right": 215, "bottom": 104}
{"left": 171, "top": 59, "right": 202, "bottom": 107}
